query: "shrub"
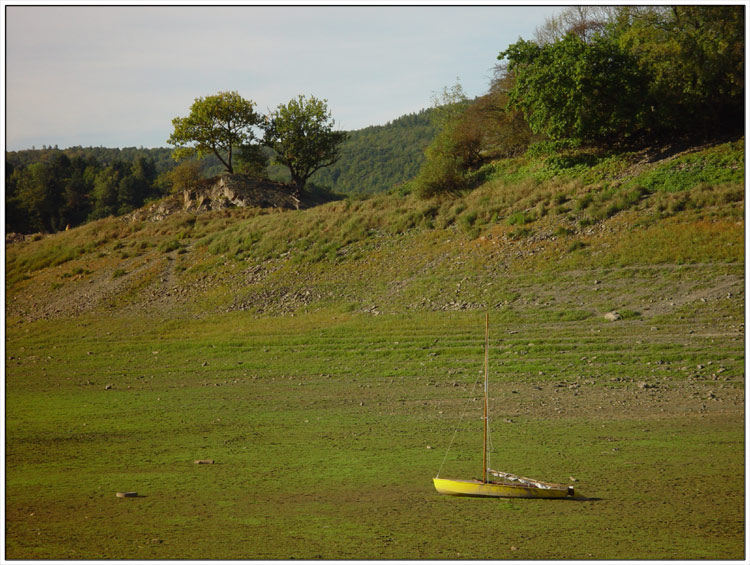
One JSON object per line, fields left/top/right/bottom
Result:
{"left": 507, "top": 211, "right": 534, "bottom": 226}
{"left": 619, "top": 309, "right": 642, "bottom": 320}
{"left": 414, "top": 152, "right": 468, "bottom": 198}
{"left": 509, "top": 227, "right": 532, "bottom": 239}
{"left": 525, "top": 139, "right": 581, "bottom": 158}
{"left": 568, "top": 240, "right": 586, "bottom": 252}
{"left": 159, "top": 240, "right": 182, "bottom": 253}
{"left": 576, "top": 193, "right": 594, "bottom": 211}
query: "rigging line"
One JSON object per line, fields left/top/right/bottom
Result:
{"left": 486, "top": 348, "right": 492, "bottom": 473}
{"left": 435, "top": 362, "right": 483, "bottom": 479}
{"left": 487, "top": 392, "right": 493, "bottom": 473}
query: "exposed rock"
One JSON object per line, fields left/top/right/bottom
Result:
{"left": 127, "top": 174, "right": 304, "bottom": 223}
{"left": 182, "top": 174, "right": 302, "bottom": 213}
{"left": 5, "top": 232, "right": 27, "bottom": 244}
{"left": 604, "top": 311, "right": 622, "bottom": 322}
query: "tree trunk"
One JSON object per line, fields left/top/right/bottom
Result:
{"left": 290, "top": 173, "right": 305, "bottom": 199}
{"left": 212, "top": 147, "right": 233, "bottom": 174}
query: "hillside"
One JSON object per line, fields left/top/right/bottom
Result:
{"left": 306, "top": 109, "right": 436, "bottom": 195}
{"left": 5, "top": 137, "right": 745, "bottom": 560}
{"left": 6, "top": 138, "right": 743, "bottom": 323}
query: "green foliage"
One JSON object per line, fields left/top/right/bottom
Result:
{"left": 6, "top": 150, "right": 160, "bottom": 233}
{"left": 624, "top": 141, "right": 745, "bottom": 193}
{"left": 158, "top": 240, "right": 183, "bottom": 253}
{"left": 234, "top": 144, "right": 269, "bottom": 177}
{"left": 618, "top": 309, "right": 642, "bottom": 320}
{"left": 613, "top": 6, "right": 744, "bottom": 134}
{"left": 412, "top": 86, "right": 480, "bottom": 198}
{"left": 567, "top": 240, "right": 587, "bottom": 252}
{"left": 158, "top": 159, "right": 204, "bottom": 194}
{"left": 413, "top": 149, "right": 468, "bottom": 198}
{"left": 168, "top": 91, "right": 261, "bottom": 174}
{"left": 526, "top": 139, "right": 581, "bottom": 158}
{"left": 506, "top": 211, "right": 534, "bottom": 226}
{"left": 11, "top": 162, "right": 60, "bottom": 233}
{"left": 500, "top": 34, "right": 650, "bottom": 142}
{"left": 88, "top": 158, "right": 157, "bottom": 220}
{"left": 500, "top": 6, "right": 744, "bottom": 143}
{"left": 263, "top": 95, "right": 347, "bottom": 195}
{"left": 6, "top": 146, "right": 176, "bottom": 175}
{"left": 414, "top": 78, "right": 534, "bottom": 199}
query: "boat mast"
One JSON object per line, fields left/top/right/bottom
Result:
{"left": 483, "top": 311, "right": 489, "bottom": 484}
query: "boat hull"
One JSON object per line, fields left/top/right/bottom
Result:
{"left": 433, "top": 477, "right": 573, "bottom": 499}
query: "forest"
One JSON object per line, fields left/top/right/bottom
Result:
{"left": 5, "top": 148, "right": 171, "bottom": 234}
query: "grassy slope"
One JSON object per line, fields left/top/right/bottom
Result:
{"left": 5, "top": 138, "right": 745, "bottom": 559}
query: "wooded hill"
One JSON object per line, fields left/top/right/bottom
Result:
{"left": 270, "top": 109, "right": 436, "bottom": 195}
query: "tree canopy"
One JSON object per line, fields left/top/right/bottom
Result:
{"left": 412, "top": 5, "right": 744, "bottom": 199}
{"left": 499, "top": 5, "right": 744, "bottom": 144}
{"left": 499, "top": 34, "right": 650, "bottom": 142}
{"left": 263, "top": 95, "right": 347, "bottom": 195}
{"left": 5, "top": 148, "right": 161, "bottom": 233}
{"left": 168, "top": 91, "right": 261, "bottom": 174}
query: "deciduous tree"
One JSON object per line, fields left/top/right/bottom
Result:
{"left": 263, "top": 95, "right": 347, "bottom": 196}
{"left": 499, "top": 34, "right": 650, "bottom": 143}
{"left": 168, "top": 91, "right": 261, "bottom": 174}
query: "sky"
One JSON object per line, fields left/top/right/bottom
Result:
{"left": 4, "top": 3, "right": 564, "bottom": 150}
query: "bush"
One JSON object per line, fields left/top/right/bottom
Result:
{"left": 576, "top": 193, "right": 594, "bottom": 211}
{"left": 159, "top": 240, "right": 182, "bottom": 253}
{"left": 526, "top": 139, "right": 581, "bottom": 158}
{"left": 568, "top": 240, "right": 586, "bottom": 252}
{"left": 414, "top": 152, "right": 468, "bottom": 198}
{"left": 626, "top": 141, "right": 745, "bottom": 193}
{"left": 459, "top": 211, "right": 479, "bottom": 235}
{"left": 507, "top": 211, "right": 534, "bottom": 226}
{"left": 509, "top": 227, "right": 532, "bottom": 239}
{"left": 501, "top": 34, "right": 651, "bottom": 142}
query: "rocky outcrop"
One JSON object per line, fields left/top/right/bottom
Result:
{"left": 128, "top": 174, "right": 303, "bottom": 222}
{"left": 6, "top": 232, "right": 28, "bottom": 244}
{"left": 182, "top": 174, "right": 302, "bottom": 213}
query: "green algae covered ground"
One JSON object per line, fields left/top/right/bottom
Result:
{"left": 5, "top": 304, "right": 744, "bottom": 559}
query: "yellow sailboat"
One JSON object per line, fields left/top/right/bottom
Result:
{"left": 433, "top": 313, "right": 575, "bottom": 499}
